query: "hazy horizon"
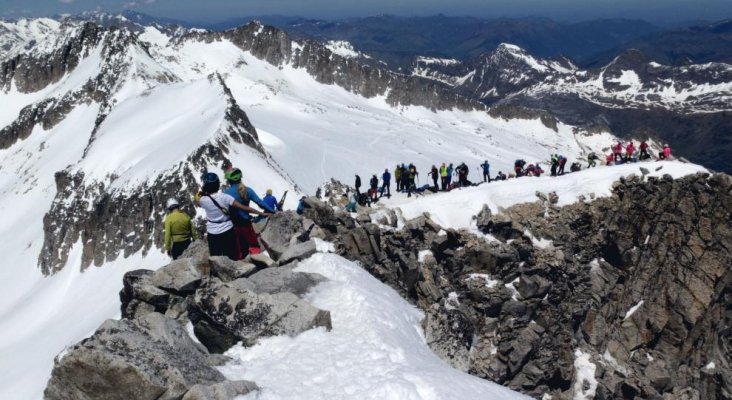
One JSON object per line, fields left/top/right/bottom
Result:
{"left": 1, "top": 0, "right": 731, "bottom": 25}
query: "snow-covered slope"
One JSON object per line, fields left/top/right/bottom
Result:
{"left": 0, "top": 16, "right": 711, "bottom": 399}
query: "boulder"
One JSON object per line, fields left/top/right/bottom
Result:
{"left": 188, "top": 278, "right": 332, "bottom": 353}
{"left": 247, "top": 266, "right": 326, "bottom": 297}
{"left": 474, "top": 204, "right": 493, "bottom": 232}
{"left": 181, "top": 380, "right": 258, "bottom": 400}
{"left": 120, "top": 269, "right": 171, "bottom": 318}
{"left": 151, "top": 257, "right": 208, "bottom": 295}
{"left": 517, "top": 274, "right": 552, "bottom": 299}
{"left": 246, "top": 253, "right": 276, "bottom": 269}
{"left": 45, "top": 313, "right": 223, "bottom": 400}
{"left": 208, "top": 256, "right": 258, "bottom": 281}
{"left": 257, "top": 211, "right": 304, "bottom": 260}
{"left": 277, "top": 239, "right": 318, "bottom": 265}
{"left": 180, "top": 240, "right": 210, "bottom": 263}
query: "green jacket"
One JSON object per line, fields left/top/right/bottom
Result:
{"left": 164, "top": 210, "right": 196, "bottom": 250}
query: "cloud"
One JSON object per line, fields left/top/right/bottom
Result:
{"left": 124, "top": 0, "right": 157, "bottom": 8}
{"left": 57, "top": 0, "right": 76, "bottom": 3}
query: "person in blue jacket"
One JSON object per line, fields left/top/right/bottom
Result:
{"left": 446, "top": 163, "right": 454, "bottom": 187}
{"left": 480, "top": 160, "right": 491, "bottom": 183}
{"left": 224, "top": 168, "right": 276, "bottom": 259}
{"left": 380, "top": 168, "right": 391, "bottom": 198}
{"left": 262, "top": 189, "right": 282, "bottom": 211}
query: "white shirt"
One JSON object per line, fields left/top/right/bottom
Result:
{"left": 200, "top": 192, "right": 235, "bottom": 234}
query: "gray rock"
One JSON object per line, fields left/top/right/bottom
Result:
{"left": 517, "top": 274, "right": 552, "bottom": 299}
{"left": 474, "top": 204, "right": 493, "bottom": 232}
{"left": 547, "top": 191, "right": 559, "bottom": 205}
{"left": 182, "top": 380, "right": 258, "bottom": 400}
{"left": 45, "top": 313, "right": 224, "bottom": 400}
{"left": 257, "top": 211, "right": 304, "bottom": 260}
{"left": 248, "top": 266, "right": 326, "bottom": 296}
{"left": 246, "top": 253, "right": 276, "bottom": 269}
{"left": 208, "top": 256, "right": 258, "bottom": 281}
{"left": 278, "top": 239, "right": 318, "bottom": 265}
{"left": 120, "top": 269, "right": 171, "bottom": 318}
{"left": 189, "top": 278, "right": 332, "bottom": 353}
{"left": 151, "top": 257, "right": 208, "bottom": 295}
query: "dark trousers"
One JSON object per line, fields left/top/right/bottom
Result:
{"left": 432, "top": 176, "right": 438, "bottom": 190}
{"left": 440, "top": 176, "right": 447, "bottom": 191}
{"left": 381, "top": 181, "right": 390, "bottom": 196}
{"left": 171, "top": 239, "right": 191, "bottom": 260}
{"left": 483, "top": 172, "right": 490, "bottom": 182}
{"left": 208, "top": 229, "right": 237, "bottom": 260}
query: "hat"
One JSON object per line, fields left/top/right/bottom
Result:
{"left": 225, "top": 168, "right": 242, "bottom": 183}
{"left": 166, "top": 198, "right": 179, "bottom": 210}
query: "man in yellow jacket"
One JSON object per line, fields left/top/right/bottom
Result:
{"left": 164, "top": 198, "right": 196, "bottom": 259}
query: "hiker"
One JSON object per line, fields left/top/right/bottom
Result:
{"left": 446, "top": 163, "right": 454, "bottom": 187}
{"left": 221, "top": 160, "right": 233, "bottom": 175}
{"left": 407, "top": 164, "right": 418, "bottom": 197}
{"left": 558, "top": 156, "right": 567, "bottom": 175}
{"left": 164, "top": 198, "right": 195, "bottom": 260}
{"left": 224, "top": 168, "right": 276, "bottom": 259}
{"left": 625, "top": 142, "right": 636, "bottom": 162}
{"left": 296, "top": 196, "right": 306, "bottom": 215}
{"left": 354, "top": 174, "right": 362, "bottom": 195}
{"left": 605, "top": 153, "right": 614, "bottom": 166}
{"left": 480, "top": 160, "right": 490, "bottom": 183}
{"left": 369, "top": 174, "right": 379, "bottom": 202}
{"left": 514, "top": 159, "right": 526, "bottom": 177}
{"left": 394, "top": 164, "right": 402, "bottom": 192}
{"left": 262, "top": 189, "right": 282, "bottom": 212}
{"left": 345, "top": 189, "right": 357, "bottom": 212}
{"left": 381, "top": 168, "right": 391, "bottom": 197}
{"left": 613, "top": 141, "right": 623, "bottom": 162}
{"left": 587, "top": 152, "right": 598, "bottom": 168}
{"left": 439, "top": 163, "right": 448, "bottom": 191}
{"left": 639, "top": 141, "right": 650, "bottom": 160}
{"left": 533, "top": 163, "right": 544, "bottom": 177}
{"left": 570, "top": 162, "right": 581, "bottom": 172}
{"left": 401, "top": 164, "right": 410, "bottom": 193}
{"left": 659, "top": 144, "right": 672, "bottom": 160}
{"left": 550, "top": 154, "right": 559, "bottom": 176}
{"left": 496, "top": 171, "right": 507, "bottom": 181}
{"left": 197, "top": 172, "right": 269, "bottom": 260}
{"left": 428, "top": 165, "right": 439, "bottom": 191}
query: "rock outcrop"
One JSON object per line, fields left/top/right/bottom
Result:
{"left": 47, "top": 239, "right": 332, "bottom": 399}
{"left": 292, "top": 173, "right": 732, "bottom": 399}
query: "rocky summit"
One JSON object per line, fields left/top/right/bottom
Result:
{"left": 48, "top": 171, "right": 732, "bottom": 399}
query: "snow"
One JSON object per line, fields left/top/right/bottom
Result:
{"left": 418, "top": 249, "right": 433, "bottom": 262}
{"left": 623, "top": 300, "right": 644, "bottom": 320}
{"left": 704, "top": 362, "right": 716, "bottom": 371}
{"left": 416, "top": 56, "right": 461, "bottom": 66}
{"left": 466, "top": 273, "right": 500, "bottom": 289}
{"left": 573, "top": 349, "right": 598, "bottom": 400}
{"left": 219, "top": 253, "right": 530, "bottom": 400}
{"left": 383, "top": 161, "right": 706, "bottom": 230}
{"left": 325, "top": 40, "right": 366, "bottom": 59}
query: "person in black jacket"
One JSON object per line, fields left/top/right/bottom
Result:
{"left": 369, "top": 174, "right": 379, "bottom": 202}
{"left": 355, "top": 174, "right": 361, "bottom": 195}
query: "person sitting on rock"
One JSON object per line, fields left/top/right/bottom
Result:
{"left": 345, "top": 189, "right": 357, "bottom": 212}
{"left": 164, "top": 198, "right": 196, "bottom": 260}
{"left": 197, "top": 172, "right": 269, "bottom": 260}
{"left": 658, "top": 144, "right": 672, "bottom": 160}
{"left": 224, "top": 168, "right": 276, "bottom": 259}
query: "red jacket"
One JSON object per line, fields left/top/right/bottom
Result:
{"left": 614, "top": 143, "right": 622, "bottom": 154}
{"left": 626, "top": 143, "right": 635, "bottom": 155}
{"left": 663, "top": 146, "right": 671, "bottom": 158}
{"left": 640, "top": 142, "right": 648, "bottom": 151}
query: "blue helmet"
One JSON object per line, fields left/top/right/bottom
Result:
{"left": 201, "top": 172, "right": 220, "bottom": 193}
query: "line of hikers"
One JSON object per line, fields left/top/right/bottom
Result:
{"left": 163, "top": 160, "right": 285, "bottom": 261}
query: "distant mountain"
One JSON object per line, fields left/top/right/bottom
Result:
{"left": 583, "top": 19, "right": 732, "bottom": 66}
{"left": 246, "top": 15, "right": 662, "bottom": 68}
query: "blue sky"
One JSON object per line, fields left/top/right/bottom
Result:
{"left": 2, "top": 0, "right": 731, "bottom": 23}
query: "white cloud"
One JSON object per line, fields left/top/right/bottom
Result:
{"left": 58, "top": 0, "right": 76, "bottom": 4}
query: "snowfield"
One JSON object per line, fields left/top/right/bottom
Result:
{"left": 220, "top": 253, "right": 531, "bottom": 400}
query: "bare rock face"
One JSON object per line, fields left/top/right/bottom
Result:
{"left": 325, "top": 172, "right": 732, "bottom": 399}
{"left": 44, "top": 313, "right": 226, "bottom": 400}
{"left": 188, "top": 277, "right": 332, "bottom": 353}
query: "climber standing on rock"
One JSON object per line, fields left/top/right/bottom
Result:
{"left": 640, "top": 141, "right": 650, "bottom": 160}
{"left": 439, "top": 163, "right": 448, "bottom": 191}
{"left": 480, "top": 160, "right": 491, "bottom": 183}
{"left": 394, "top": 164, "right": 402, "bottom": 192}
{"left": 428, "top": 165, "right": 439, "bottom": 191}
{"left": 224, "top": 168, "right": 276, "bottom": 259}
{"left": 163, "top": 198, "right": 195, "bottom": 260}
{"left": 354, "top": 174, "right": 362, "bottom": 195}
{"left": 369, "top": 174, "right": 379, "bottom": 202}
{"left": 196, "top": 172, "right": 270, "bottom": 260}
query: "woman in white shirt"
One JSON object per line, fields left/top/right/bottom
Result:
{"left": 197, "top": 172, "right": 270, "bottom": 259}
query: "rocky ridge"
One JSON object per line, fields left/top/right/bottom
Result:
{"left": 46, "top": 237, "right": 331, "bottom": 400}
{"left": 296, "top": 172, "right": 731, "bottom": 399}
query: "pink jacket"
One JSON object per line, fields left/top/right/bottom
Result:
{"left": 663, "top": 146, "right": 671, "bottom": 158}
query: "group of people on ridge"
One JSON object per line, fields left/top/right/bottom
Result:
{"left": 163, "top": 160, "right": 282, "bottom": 261}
